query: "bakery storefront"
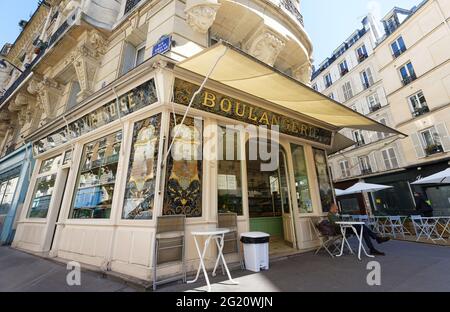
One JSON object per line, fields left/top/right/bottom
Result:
{"left": 13, "top": 43, "right": 396, "bottom": 281}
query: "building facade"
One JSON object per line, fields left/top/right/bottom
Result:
{"left": 0, "top": 0, "right": 393, "bottom": 282}
{"left": 312, "top": 0, "right": 450, "bottom": 216}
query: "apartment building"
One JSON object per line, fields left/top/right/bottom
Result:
{"left": 312, "top": 0, "right": 450, "bottom": 216}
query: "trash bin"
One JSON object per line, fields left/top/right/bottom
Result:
{"left": 240, "top": 232, "right": 270, "bottom": 272}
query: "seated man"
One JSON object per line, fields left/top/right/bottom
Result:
{"left": 328, "top": 203, "right": 390, "bottom": 256}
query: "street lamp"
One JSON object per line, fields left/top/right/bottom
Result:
{"left": 0, "top": 59, "right": 23, "bottom": 73}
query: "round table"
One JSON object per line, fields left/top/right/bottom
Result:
{"left": 187, "top": 228, "right": 239, "bottom": 292}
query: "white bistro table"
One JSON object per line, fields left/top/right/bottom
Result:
{"left": 336, "top": 221, "right": 375, "bottom": 261}
{"left": 187, "top": 228, "right": 239, "bottom": 292}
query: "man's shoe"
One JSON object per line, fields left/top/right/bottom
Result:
{"left": 370, "top": 249, "right": 385, "bottom": 256}
{"left": 376, "top": 236, "right": 390, "bottom": 244}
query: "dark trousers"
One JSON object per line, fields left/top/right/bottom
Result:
{"left": 352, "top": 224, "right": 378, "bottom": 251}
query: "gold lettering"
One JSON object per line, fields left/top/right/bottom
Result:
{"left": 203, "top": 92, "right": 216, "bottom": 108}
{"left": 248, "top": 106, "right": 258, "bottom": 122}
{"left": 235, "top": 102, "right": 246, "bottom": 117}
{"left": 128, "top": 91, "right": 136, "bottom": 108}
{"left": 259, "top": 112, "right": 269, "bottom": 125}
{"left": 291, "top": 121, "right": 299, "bottom": 134}
{"left": 271, "top": 115, "right": 280, "bottom": 126}
{"left": 220, "top": 98, "right": 232, "bottom": 113}
{"left": 120, "top": 96, "right": 128, "bottom": 112}
{"left": 300, "top": 124, "right": 308, "bottom": 136}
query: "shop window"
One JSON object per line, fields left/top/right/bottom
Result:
{"left": 290, "top": 144, "right": 313, "bottom": 214}
{"left": 0, "top": 177, "right": 19, "bottom": 215}
{"left": 69, "top": 132, "right": 122, "bottom": 219}
{"left": 217, "top": 126, "right": 243, "bottom": 216}
{"left": 313, "top": 148, "right": 333, "bottom": 213}
{"left": 122, "top": 115, "right": 161, "bottom": 220}
{"left": 28, "top": 155, "right": 62, "bottom": 218}
{"left": 164, "top": 115, "right": 203, "bottom": 218}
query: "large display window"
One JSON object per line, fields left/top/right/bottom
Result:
{"left": 28, "top": 155, "right": 62, "bottom": 218}
{"left": 217, "top": 126, "right": 243, "bottom": 216}
{"left": 164, "top": 115, "right": 202, "bottom": 218}
{"left": 122, "top": 114, "right": 161, "bottom": 220}
{"left": 313, "top": 148, "right": 333, "bottom": 212}
{"left": 0, "top": 177, "right": 19, "bottom": 216}
{"left": 70, "top": 131, "right": 122, "bottom": 219}
{"left": 290, "top": 144, "right": 313, "bottom": 213}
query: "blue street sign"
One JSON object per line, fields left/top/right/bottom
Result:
{"left": 152, "top": 35, "right": 172, "bottom": 56}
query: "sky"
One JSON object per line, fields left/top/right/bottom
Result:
{"left": 302, "top": 0, "right": 423, "bottom": 65}
{"left": 0, "top": 0, "right": 422, "bottom": 65}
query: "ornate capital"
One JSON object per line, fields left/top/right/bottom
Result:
{"left": 245, "top": 27, "right": 285, "bottom": 66}
{"left": 292, "top": 62, "right": 312, "bottom": 85}
{"left": 185, "top": 0, "right": 221, "bottom": 34}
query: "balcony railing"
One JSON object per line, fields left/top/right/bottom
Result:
{"left": 362, "top": 81, "right": 371, "bottom": 90}
{"left": 125, "top": 0, "right": 142, "bottom": 15}
{"left": 392, "top": 48, "right": 406, "bottom": 59}
{"left": 280, "top": 0, "right": 304, "bottom": 26}
{"left": 358, "top": 53, "right": 368, "bottom": 63}
{"left": 402, "top": 74, "right": 417, "bottom": 86}
{"left": 0, "top": 13, "right": 76, "bottom": 106}
{"left": 340, "top": 68, "right": 348, "bottom": 77}
{"left": 369, "top": 103, "right": 382, "bottom": 113}
{"left": 325, "top": 81, "right": 333, "bottom": 88}
{"left": 425, "top": 144, "right": 444, "bottom": 156}
{"left": 412, "top": 105, "right": 430, "bottom": 118}
{"left": 361, "top": 168, "right": 373, "bottom": 176}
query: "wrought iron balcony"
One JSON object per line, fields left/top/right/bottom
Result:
{"left": 358, "top": 53, "right": 368, "bottom": 63}
{"left": 392, "top": 48, "right": 406, "bottom": 59}
{"left": 425, "top": 144, "right": 443, "bottom": 156}
{"left": 280, "top": 0, "right": 304, "bottom": 26}
{"left": 125, "top": 0, "right": 142, "bottom": 15}
{"left": 412, "top": 105, "right": 430, "bottom": 118}
{"left": 340, "top": 68, "right": 348, "bottom": 77}
{"left": 369, "top": 103, "right": 382, "bottom": 113}
{"left": 402, "top": 74, "right": 417, "bottom": 86}
{"left": 362, "top": 81, "right": 371, "bottom": 90}
{"left": 361, "top": 168, "right": 373, "bottom": 176}
{"left": 0, "top": 13, "right": 76, "bottom": 106}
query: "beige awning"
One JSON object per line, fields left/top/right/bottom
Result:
{"left": 176, "top": 42, "right": 402, "bottom": 135}
{"left": 328, "top": 133, "right": 356, "bottom": 155}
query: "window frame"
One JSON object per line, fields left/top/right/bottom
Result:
{"left": 134, "top": 43, "right": 146, "bottom": 67}
{"left": 391, "top": 36, "right": 406, "bottom": 57}
{"left": 381, "top": 148, "right": 399, "bottom": 170}
{"left": 339, "top": 160, "right": 351, "bottom": 178}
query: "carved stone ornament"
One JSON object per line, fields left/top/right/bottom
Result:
{"left": 292, "top": 62, "right": 312, "bottom": 85}
{"left": 185, "top": 0, "right": 221, "bottom": 34}
{"left": 62, "top": 0, "right": 81, "bottom": 15}
{"left": 27, "top": 77, "right": 62, "bottom": 120}
{"left": 245, "top": 27, "right": 285, "bottom": 66}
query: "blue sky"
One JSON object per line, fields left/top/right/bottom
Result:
{"left": 1, "top": 0, "right": 422, "bottom": 65}
{"left": 302, "top": 0, "right": 423, "bottom": 65}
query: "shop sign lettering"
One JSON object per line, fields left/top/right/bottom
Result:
{"left": 173, "top": 79, "right": 332, "bottom": 145}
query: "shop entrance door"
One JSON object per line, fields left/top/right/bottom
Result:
{"left": 246, "top": 141, "right": 296, "bottom": 252}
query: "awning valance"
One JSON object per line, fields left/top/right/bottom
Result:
{"left": 176, "top": 42, "right": 402, "bottom": 135}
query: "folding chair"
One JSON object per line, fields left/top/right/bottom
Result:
{"left": 411, "top": 215, "right": 435, "bottom": 241}
{"left": 153, "top": 215, "right": 186, "bottom": 291}
{"left": 218, "top": 213, "right": 244, "bottom": 272}
{"left": 310, "top": 217, "right": 353, "bottom": 258}
{"left": 385, "top": 216, "right": 405, "bottom": 238}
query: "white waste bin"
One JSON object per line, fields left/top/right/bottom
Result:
{"left": 240, "top": 232, "right": 270, "bottom": 272}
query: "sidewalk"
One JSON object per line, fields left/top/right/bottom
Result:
{"left": 0, "top": 247, "right": 137, "bottom": 292}
{"left": 1, "top": 239, "right": 450, "bottom": 292}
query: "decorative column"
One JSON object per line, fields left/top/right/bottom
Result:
{"left": 244, "top": 26, "right": 285, "bottom": 66}
{"left": 185, "top": 0, "right": 221, "bottom": 33}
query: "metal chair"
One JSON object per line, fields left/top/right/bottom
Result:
{"left": 411, "top": 215, "right": 434, "bottom": 241}
{"left": 310, "top": 217, "right": 353, "bottom": 258}
{"left": 218, "top": 213, "right": 244, "bottom": 272}
{"left": 384, "top": 216, "right": 406, "bottom": 238}
{"left": 153, "top": 215, "right": 186, "bottom": 291}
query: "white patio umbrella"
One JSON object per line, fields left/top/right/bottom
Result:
{"left": 342, "top": 182, "right": 393, "bottom": 195}
{"left": 411, "top": 168, "right": 450, "bottom": 185}
{"left": 335, "top": 188, "right": 346, "bottom": 196}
